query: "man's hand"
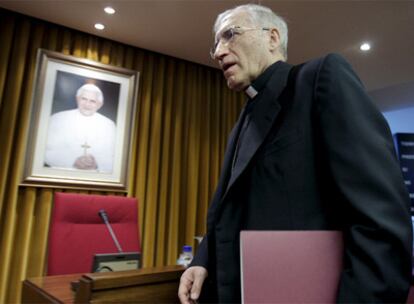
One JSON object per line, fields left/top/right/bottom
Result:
{"left": 178, "top": 266, "right": 208, "bottom": 304}
{"left": 73, "top": 154, "right": 98, "bottom": 170}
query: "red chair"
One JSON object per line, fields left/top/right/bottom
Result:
{"left": 47, "top": 192, "right": 140, "bottom": 275}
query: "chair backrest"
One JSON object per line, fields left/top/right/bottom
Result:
{"left": 47, "top": 192, "right": 140, "bottom": 275}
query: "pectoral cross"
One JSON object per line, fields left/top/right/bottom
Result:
{"left": 81, "top": 141, "right": 91, "bottom": 156}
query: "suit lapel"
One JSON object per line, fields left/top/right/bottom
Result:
{"left": 206, "top": 104, "right": 249, "bottom": 220}
{"left": 213, "top": 104, "right": 249, "bottom": 200}
{"left": 222, "top": 62, "right": 293, "bottom": 200}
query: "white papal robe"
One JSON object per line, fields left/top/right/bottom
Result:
{"left": 45, "top": 109, "right": 116, "bottom": 173}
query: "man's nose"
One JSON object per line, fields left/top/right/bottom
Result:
{"left": 213, "top": 40, "right": 229, "bottom": 61}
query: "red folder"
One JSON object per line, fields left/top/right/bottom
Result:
{"left": 240, "top": 231, "right": 343, "bottom": 304}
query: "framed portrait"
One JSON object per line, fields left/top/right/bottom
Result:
{"left": 21, "top": 49, "right": 139, "bottom": 191}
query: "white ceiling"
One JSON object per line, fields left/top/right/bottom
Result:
{"left": 0, "top": 0, "right": 413, "bottom": 111}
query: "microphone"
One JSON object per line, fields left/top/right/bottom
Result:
{"left": 98, "top": 209, "right": 109, "bottom": 222}
{"left": 98, "top": 209, "right": 123, "bottom": 253}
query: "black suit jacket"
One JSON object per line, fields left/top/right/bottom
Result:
{"left": 191, "top": 53, "right": 412, "bottom": 303}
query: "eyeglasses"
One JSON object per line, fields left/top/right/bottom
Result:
{"left": 210, "top": 26, "right": 270, "bottom": 59}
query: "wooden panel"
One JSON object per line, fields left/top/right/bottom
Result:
{"left": 75, "top": 266, "right": 183, "bottom": 303}
{"left": 22, "top": 266, "right": 184, "bottom": 304}
{"left": 88, "top": 281, "right": 179, "bottom": 303}
{"left": 22, "top": 273, "right": 80, "bottom": 303}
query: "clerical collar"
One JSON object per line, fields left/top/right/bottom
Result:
{"left": 244, "top": 60, "right": 283, "bottom": 99}
{"left": 245, "top": 86, "right": 258, "bottom": 99}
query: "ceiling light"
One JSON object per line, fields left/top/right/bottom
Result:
{"left": 360, "top": 43, "right": 371, "bottom": 52}
{"left": 95, "top": 23, "right": 105, "bottom": 30}
{"left": 104, "top": 7, "right": 115, "bottom": 14}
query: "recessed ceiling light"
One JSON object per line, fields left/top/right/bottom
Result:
{"left": 104, "top": 6, "right": 115, "bottom": 14}
{"left": 95, "top": 23, "right": 105, "bottom": 30}
{"left": 360, "top": 43, "right": 371, "bottom": 52}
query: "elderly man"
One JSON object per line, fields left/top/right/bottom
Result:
{"left": 178, "top": 4, "right": 412, "bottom": 304}
{"left": 45, "top": 83, "right": 116, "bottom": 173}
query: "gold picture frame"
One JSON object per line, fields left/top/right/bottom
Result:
{"left": 21, "top": 49, "right": 139, "bottom": 191}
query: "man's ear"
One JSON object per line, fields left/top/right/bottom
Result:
{"left": 269, "top": 28, "right": 281, "bottom": 52}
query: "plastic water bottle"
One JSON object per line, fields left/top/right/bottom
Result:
{"left": 177, "top": 245, "right": 193, "bottom": 268}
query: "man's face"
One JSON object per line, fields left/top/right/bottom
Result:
{"left": 76, "top": 90, "right": 103, "bottom": 116}
{"left": 213, "top": 11, "right": 272, "bottom": 91}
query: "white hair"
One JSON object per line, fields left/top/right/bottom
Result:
{"left": 214, "top": 4, "right": 288, "bottom": 60}
{"left": 76, "top": 83, "right": 104, "bottom": 103}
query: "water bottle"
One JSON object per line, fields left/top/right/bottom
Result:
{"left": 177, "top": 245, "right": 193, "bottom": 267}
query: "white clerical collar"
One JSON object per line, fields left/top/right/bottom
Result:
{"left": 245, "top": 85, "right": 258, "bottom": 99}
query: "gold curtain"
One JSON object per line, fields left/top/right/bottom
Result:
{"left": 0, "top": 9, "right": 244, "bottom": 303}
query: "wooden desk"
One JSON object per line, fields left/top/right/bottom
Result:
{"left": 22, "top": 266, "right": 184, "bottom": 303}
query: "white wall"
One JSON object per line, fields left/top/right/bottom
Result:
{"left": 382, "top": 105, "right": 414, "bottom": 135}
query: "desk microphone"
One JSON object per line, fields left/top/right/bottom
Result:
{"left": 98, "top": 209, "right": 123, "bottom": 253}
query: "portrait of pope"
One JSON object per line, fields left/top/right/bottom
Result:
{"left": 44, "top": 78, "right": 118, "bottom": 173}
